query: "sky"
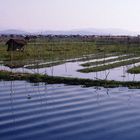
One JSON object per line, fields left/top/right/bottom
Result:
{"left": 0, "top": 0, "right": 140, "bottom": 32}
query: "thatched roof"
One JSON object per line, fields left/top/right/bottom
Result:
{"left": 6, "top": 39, "right": 27, "bottom": 46}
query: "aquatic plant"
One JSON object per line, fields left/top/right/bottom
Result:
{"left": 127, "top": 66, "right": 140, "bottom": 74}
{"left": 81, "top": 54, "right": 135, "bottom": 67}
{"left": 78, "top": 58, "right": 140, "bottom": 73}
{"left": 0, "top": 70, "right": 140, "bottom": 89}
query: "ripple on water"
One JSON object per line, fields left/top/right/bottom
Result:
{"left": 0, "top": 81, "right": 140, "bottom": 140}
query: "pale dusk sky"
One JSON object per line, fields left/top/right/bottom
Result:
{"left": 0, "top": 0, "right": 140, "bottom": 32}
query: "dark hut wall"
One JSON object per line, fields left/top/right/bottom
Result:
{"left": 6, "top": 39, "right": 26, "bottom": 51}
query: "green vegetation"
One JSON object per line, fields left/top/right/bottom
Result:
{"left": 78, "top": 58, "right": 140, "bottom": 73}
{"left": 81, "top": 54, "right": 135, "bottom": 67}
{"left": 0, "top": 70, "right": 29, "bottom": 80}
{"left": 0, "top": 70, "right": 140, "bottom": 88}
{"left": 127, "top": 66, "right": 140, "bottom": 74}
{"left": 0, "top": 41, "right": 98, "bottom": 67}
{"left": 0, "top": 41, "right": 97, "bottom": 62}
{"left": 1, "top": 40, "right": 140, "bottom": 63}
{"left": 25, "top": 53, "right": 119, "bottom": 69}
{"left": 25, "top": 61, "right": 65, "bottom": 69}
{"left": 1, "top": 38, "right": 140, "bottom": 89}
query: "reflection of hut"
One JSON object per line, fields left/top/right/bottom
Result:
{"left": 6, "top": 39, "right": 27, "bottom": 51}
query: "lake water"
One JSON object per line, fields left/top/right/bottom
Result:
{"left": 1, "top": 80, "right": 140, "bottom": 140}
{"left": 1, "top": 55, "right": 140, "bottom": 81}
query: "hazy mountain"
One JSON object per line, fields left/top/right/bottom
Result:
{"left": 0, "top": 29, "right": 30, "bottom": 35}
{"left": 40, "top": 28, "right": 138, "bottom": 36}
{"left": 0, "top": 28, "right": 138, "bottom": 36}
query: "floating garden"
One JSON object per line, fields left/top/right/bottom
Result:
{"left": 1, "top": 37, "right": 140, "bottom": 88}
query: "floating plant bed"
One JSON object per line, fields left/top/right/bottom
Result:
{"left": 81, "top": 54, "right": 136, "bottom": 67}
{"left": 78, "top": 58, "right": 140, "bottom": 73}
{"left": 0, "top": 70, "right": 140, "bottom": 89}
{"left": 127, "top": 65, "right": 140, "bottom": 74}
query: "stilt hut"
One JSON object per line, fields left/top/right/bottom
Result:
{"left": 6, "top": 39, "right": 27, "bottom": 51}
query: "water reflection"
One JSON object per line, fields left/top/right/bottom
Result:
{"left": 10, "top": 81, "right": 16, "bottom": 127}
{"left": 1, "top": 81, "right": 140, "bottom": 140}
{"left": 1, "top": 56, "right": 140, "bottom": 81}
{"left": 25, "top": 81, "right": 32, "bottom": 100}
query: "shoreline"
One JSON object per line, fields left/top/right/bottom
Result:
{"left": 0, "top": 70, "right": 140, "bottom": 89}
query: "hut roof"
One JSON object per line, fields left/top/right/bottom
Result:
{"left": 6, "top": 39, "right": 27, "bottom": 46}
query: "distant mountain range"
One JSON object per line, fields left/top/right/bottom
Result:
{"left": 0, "top": 29, "right": 30, "bottom": 35}
{"left": 0, "top": 28, "right": 139, "bottom": 36}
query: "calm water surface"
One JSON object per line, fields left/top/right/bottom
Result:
{"left": 0, "top": 81, "right": 140, "bottom": 140}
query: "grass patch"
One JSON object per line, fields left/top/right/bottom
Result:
{"left": 0, "top": 70, "right": 140, "bottom": 89}
{"left": 127, "top": 66, "right": 140, "bottom": 74}
{"left": 25, "top": 53, "right": 119, "bottom": 69}
{"left": 0, "top": 41, "right": 97, "bottom": 62}
{"left": 0, "top": 70, "right": 30, "bottom": 80}
{"left": 25, "top": 61, "right": 65, "bottom": 69}
{"left": 78, "top": 58, "right": 140, "bottom": 73}
{"left": 1, "top": 40, "right": 139, "bottom": 63}
{"left": 1, "top": 39, "right": 140, "bottom": 69}
{"left": 81, "top": 54, "right": 135, "bottom": 67}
